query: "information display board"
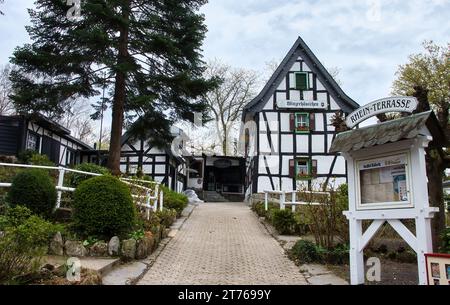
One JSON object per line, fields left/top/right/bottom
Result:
{"left": 356, "top": 153, "right": 412, "bottom": 210}
{"left": 425, "top": 253, "right": 450, "bottom": 285}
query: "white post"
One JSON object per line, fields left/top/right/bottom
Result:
{"left": 145, "top": 190, "right": 151, "bottom": 220}
{"left": 56, "top": 167, "right": 65, "bottom": 209}
{"left": 291, "top": 191, "right": 296, "bottom": 212}
{"left": 349, "top": 215, "right": 365, "bottom": 285}
{"left": 264, "top": 192, "right": 268, "bottom": 211}
{"left": 159, "top": 190, "right": 164, "bottom": 211}
{"left": 415, "top": 213, "right": 434, "bottom": 285}
{"left": 280, "top": 192, "right": 286, "bottom": 210}
{"left": 411, "top": 137, "right": 435, "bottom": 285}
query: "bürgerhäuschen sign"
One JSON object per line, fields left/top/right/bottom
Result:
{"left": 346, "top": 96, "right": 418, "bottom": 128}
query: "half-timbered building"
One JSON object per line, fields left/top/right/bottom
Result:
{"left": 80, "top": 125, "right": 188, "bottom": 192}
{"left": 0, "top": 114, "right": 92, "bottom": 166}
{"left": 242, "top": 36, "right": 360, "bottom": 198}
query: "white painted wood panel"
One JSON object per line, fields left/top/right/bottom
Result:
{"left": 281, "top": 135, "right": 293, "bottom": 153}
{"left": 312, "top": 134, "right": 325, "bottom": 153}
{"left": 296, "top": 135, "right": 309, "bottom": 153}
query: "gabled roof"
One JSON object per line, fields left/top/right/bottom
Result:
{"left": 1, "top": 113, "right": 93, "bottom": 150}
{"left": 242, "top": 36, "right": 359, "bottom": 120}
{"left": 329, "top": 111, "right": 448, "bottom": 153}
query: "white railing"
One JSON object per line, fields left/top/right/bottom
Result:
{"left": 264, "top": 190, "right": 330, "bottom": 212}
{"left": 0, "top": 162, "right": 163, "bottom": 219}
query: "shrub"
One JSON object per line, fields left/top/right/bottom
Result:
{"left": 73, "top": 176, "right": 136, "bottom": 238}
{"left": 0, "top": 206, "right": 61, "bottom": 284}
{"left": 29, "top": 154, "right": 55, "bottom": 166}
{"left": 161, "top": 185, "right": 188, "bottom": 216}
{"left": 69, "top": 163, "right": 110, "bottom": 188}
{"left": 298, "top": 182, "right": 349, "bottom": 249}
{"left": 6, "top": 169, "right": 57, "bottom": 218}
{"left": 17, "top": 150, "right": 35, "bottom": 164}
{"left": 156, "top": 208, "right": 177, "bottom": 227}
{"left": 17, "top": 150, "right": 54, "bottom": 166}
{"left": 251, "top": 201, "right": 266, "bottom": 217}
{"left": 138, "top": 211, "right": 161, "bottom": 233}
{"left": 325, "top": 244, "right": 349, "bottom": 265}
{"left": 270, "top": 209, "right": 296, "bottom": 235}
{"left": 290, "top": 240, "right": 324, "bottom": 264}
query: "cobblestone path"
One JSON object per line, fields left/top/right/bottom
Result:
{"left": 138, "top": 202, "right": 308, "bottom": 285}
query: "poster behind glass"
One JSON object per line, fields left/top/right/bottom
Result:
{"left": 359, "top": 154, "right": 408, "bottom": 204}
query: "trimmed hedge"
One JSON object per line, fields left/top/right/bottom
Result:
{"left": 73, "top": 175, "right": 136, "bottom": 238}
{"left": 160, "top": 185, "right": 188, "bottom": 216}
{"left": 270, "top": 209, "right": 296, "bottom": 235}
{"left": 6, "top": 169, "right": 57, "bottom": 218}
{"left": 69, "top": 163, "right": 110, "bottom": 188}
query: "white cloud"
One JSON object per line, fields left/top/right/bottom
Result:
{"left": 0, "top": 0, "right": 448, "bottom": 110}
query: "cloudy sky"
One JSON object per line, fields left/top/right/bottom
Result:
{"left": 0, "top": 0, "right": 449, "bottom": 111}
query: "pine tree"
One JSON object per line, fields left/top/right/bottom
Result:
{"left": 10, "top": 0, "right": 215, "bottom": 174}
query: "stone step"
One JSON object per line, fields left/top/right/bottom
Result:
{"left": 102, "top": 262, "right": 148, "bottom": 285}
{"left": 203, "top": 191, "right": 229, "bottom": 202}
{"left": 44, "top": 255, "right": 121, "bottom": 277}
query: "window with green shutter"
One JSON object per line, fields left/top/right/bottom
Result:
{"left": 295, "top": 72, "right": 309, "bottom": 90}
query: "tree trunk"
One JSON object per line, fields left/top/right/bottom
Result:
{"left": 222, "top": 125, "right": 228, "bottom": 156}
{"left": 107, "top": 1, "right": 130, "bottom": 175}
{"left": 413, "top": 86, "right": 448, "bottom": 251}
{"left": 425, "top": 148, "right": 446, "bottom": 251}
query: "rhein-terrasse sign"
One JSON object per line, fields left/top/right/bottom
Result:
{"left": 277, "top": 100, "right": 327, "bottom": 109}
{"left": 346, "top": 96, "right": 418, "bottom": 128}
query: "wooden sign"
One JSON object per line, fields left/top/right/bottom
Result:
{"left": 346, "top": 96, "right": 418, "bottom": 128}
{"left": 277, "top": 100, "right": 327, "bottom": 109}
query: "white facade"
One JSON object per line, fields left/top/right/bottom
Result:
{"left": 242, "top": 37, "right": 359, "bottom": 195}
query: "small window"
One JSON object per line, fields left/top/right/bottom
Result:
{"left": 295, "top": 113, "right": 309, "bottom": 132}
{"left": 295, "top": 72, "right": 309, "bottom": 90}
{"left": 289, "top": 158, "right": 318, "bottom": 179}
{"left": 26, "top": 132, "right": 40, "bottom": 152}
{"left": 66, "top": 149, "right": 75, "bottom": 166}
{"left": 296, "top": 159, "right": 309, "bottom": 176}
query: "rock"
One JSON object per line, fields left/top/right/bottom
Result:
{"left": 41, "top": 263, "right": 55, "bottom": 271}
{"left": 163, "top": 228, "right": 171, "bottom": 239}
{"left": 136, "top": 240, "right": 148, "bottom": 259}
{"left": 54, "top": 208, "right": 72, "bottom": 223}
{"left": 65, "top": 240, "right": 87, "bottom": 257}
{"left": 0, "top": 231, "right": 5, "bottom": 238}
{"left": 49, "top": 232, "right": 64, "bottom": 256}
{"left": 121, "top": 239, "right": 136, "bottom": 260}
{"left": 135, "top": 232, "right": 155, "bottom": 259}
{"left": 108, "top": 236, "right": 120, "bottom": 256}
{"left": 89, "top": 241, "right": 108, "bottom": 257}
{"left": 153, "top": 225, "right": 161, "bottom": 245}
{"left": 145, "top": 232, "right": 155, "bottom": 253}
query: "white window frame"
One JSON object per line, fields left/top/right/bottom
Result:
{"left": 354, "top": 151, "right": 414, "bottom": 210}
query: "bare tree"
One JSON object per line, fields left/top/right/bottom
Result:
{"left": 0, "top": 0, "right": 4, "bottom": 16}
{"left": 55, "top": 100, "right": 96, "bottom": 145}
{"left": 93, "top": 128, "right": 111, "bottom": 150}
{"left": 179, "top": 120, "right": 221, "bottom": 156}
{"left": 204, "top": 60, "right": 259, "bottom": 156}
{"left": 0, "top": 64, "right": 14, "bottom": 115}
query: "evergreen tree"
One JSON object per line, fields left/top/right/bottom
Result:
{"left": 10, "top": 0, "right": 215, "bottom": 174}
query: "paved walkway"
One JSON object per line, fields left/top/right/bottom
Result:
{"left": 138, "top": 202, "right": 308, "bottom": 285}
